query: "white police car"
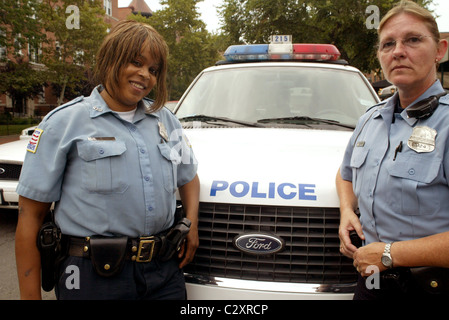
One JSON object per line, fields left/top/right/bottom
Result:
{"left": 0, "top": 126, "right": 37, "bottom": 209}
{"left": 175, "top": 39, "right": 380, "bottom": 299}
{"left": 0, "top": 139, "right": 28, "bottom": 209}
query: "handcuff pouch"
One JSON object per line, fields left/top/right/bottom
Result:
{"left": 89, "top": 236, "right": 128, "bottom": 277}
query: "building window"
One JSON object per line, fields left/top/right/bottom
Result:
{"left": 104, "top": 0, "right": 112, "bottom": 16}
{"left": 28, "top": 41, "right": 42, "bottom": 63}
{"left": 0, "top": 30, "right": 6, "bottom": 61}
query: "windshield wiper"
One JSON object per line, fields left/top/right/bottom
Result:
{"left": 257, "top": 116, "right": 355, "bottom": 129}
{"left": 178, "top": 114, "right": 264, "bottom": 128}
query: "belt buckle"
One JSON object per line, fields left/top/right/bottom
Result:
{"left": 136, "top": 236, "right": 155, "bottom": 263}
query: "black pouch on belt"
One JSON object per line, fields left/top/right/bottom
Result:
{"left": 89, "top": 236, "right": 128, "bottom": 277}
{"left": 409, "top": 267, "right": 449, "bottom": 295}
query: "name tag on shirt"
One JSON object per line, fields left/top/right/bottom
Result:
{"left": 87, "top": 137, "right": 116, "bottom": 141}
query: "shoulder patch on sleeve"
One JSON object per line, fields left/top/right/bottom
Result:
{"left": 26, "top": 128, "right": 44, "bottom": 153}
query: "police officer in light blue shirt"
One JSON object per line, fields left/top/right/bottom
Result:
{"left": 340, "top": 81, "right": 449, "bottom": 246}
{"left": 336, "top": 1, "right": 449, "bottom": 299}
{"left": 15, "top": 20, "right": 199, "bottom": 300}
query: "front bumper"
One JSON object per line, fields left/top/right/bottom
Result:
{"left": 0, "top": 181, "right": 19, "bottom": 209}
{"left": 185, "top": 274, "right": 355, "bottom": 300}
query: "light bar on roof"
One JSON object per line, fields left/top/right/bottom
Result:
{"left": 293, "top": 44, "right": 341, "bottom": 61}
{"left": 224, "top": 44, "right": 269, "bottom": 61}
{"left": 224, "top": 43, "right": 341, "bottom": 62}
{"left": 268, "top": 43, "right": 293, "bottom": 60}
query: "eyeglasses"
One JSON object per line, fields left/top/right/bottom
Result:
{"left": 378, "top": 35, "right": 432, "bottom": 53}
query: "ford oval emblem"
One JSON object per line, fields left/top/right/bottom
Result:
{"left": 233, "top": 232, "right": 285, "bottom": 255}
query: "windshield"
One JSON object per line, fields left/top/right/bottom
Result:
{"left": 175, "top": 65, "right": 378, "bottom": 127}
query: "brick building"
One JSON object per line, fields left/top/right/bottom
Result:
{"left": 0, "top": 0, "right": 153, "bottom": 118}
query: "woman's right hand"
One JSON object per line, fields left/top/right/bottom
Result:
{"left": 338, "top": 208, "right": 364, "bottom": 259}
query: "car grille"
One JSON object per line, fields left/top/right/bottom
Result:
{"left": 184, "top": 202, "right": 357, "bottom": 285}
{"left": 0, "top": 163, "right": 22, "bottom": 180}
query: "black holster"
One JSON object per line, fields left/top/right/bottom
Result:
{"left": 159, "top": 217, "right": 191, "bottom": 261}
{"left": 37, "top": 214, "right": 65, "bottom": 292}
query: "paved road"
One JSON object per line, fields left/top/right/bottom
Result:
{"left": 0, "top": 209, "right": 55, "bottom": 300}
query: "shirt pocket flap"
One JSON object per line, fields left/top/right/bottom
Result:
{"left": 350, "top": 147, "right": 369, "bottom": 169}
{"left": 387, "top": 156, "right": 440, "bottom": 184}
{"left": 77, "top": 140, "right": 127, "bottom": 161}
{"left": 157, "top": 143, "right": 181, "bottom": 163}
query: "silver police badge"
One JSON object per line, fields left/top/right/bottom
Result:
{"left": 407, "top": 126, "right": 437, "bottom": 153}
{"left": 158, "top": 122, "right": 169, "bottom": 142}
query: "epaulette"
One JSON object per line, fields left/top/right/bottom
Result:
{"left": 43, "top": 96, "right": 84, "bottom": 121}
{"left": 163, "top": 105, "right": 175, "bottom": 115}
{"left": 366, "top": 99, "right": 388, "bottom": 113}
{"left": 143, "top": 97, "right": 154, "bottom": 103}
{"left": 142, "top": 97, "right": 155, "bottom": 108}
{"left": 440, "top": 92, "right": 449, "bottom": 105}
{"left": 142, "top": 97, "right": 155, "bottom": 114}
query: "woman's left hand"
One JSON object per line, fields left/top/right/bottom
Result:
{"left": 353, "top": 242, "right": 387, "bottom": 277}
{"left": 178, "top": 225, "right": 199, "bottom": 269}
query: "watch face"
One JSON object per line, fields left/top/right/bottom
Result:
{"left": 381, "top": 255, "right": 392, "bottom": 267}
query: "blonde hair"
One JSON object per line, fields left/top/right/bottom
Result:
{"left": 94, "top": 20, "right": 169, "bottom": 112}
{"left": 378, "top": 0, "right": 440, "bottom": 44}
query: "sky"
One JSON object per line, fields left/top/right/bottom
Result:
{"left": 118, "top": 0, "right": 223, "bottom": 32}
{"left": 429, "top": 0, "right": 449, "bottom": 32}
{"left": 118, "top": 0, "right": 449, "bottom": 33}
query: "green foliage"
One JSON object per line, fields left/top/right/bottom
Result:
{"left": 0, "top": 0, "right": 107, "bottom": 110}
{"left": 39, "top": 0, "right": 108, "bottom": 104}
{"left": 218, "top": 0, "right": 436, "bottom": 73}
{"left": 128, "top": 0, "right": 221, "bottom": 100}
{"left": 0, "top": 0, "right": 46, "bottom": 58}
{"left": 0, "top": 0, "right": 48, "bottom": 114}
{"left": 1, "top": 0, "right": 439, "bottom": 116}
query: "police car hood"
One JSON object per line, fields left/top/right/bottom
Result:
{"left": 184, "top": 127, "right": 352, "bottom": 207}
{"left": 0, "top": 139, "right": 28, "bottom": 163}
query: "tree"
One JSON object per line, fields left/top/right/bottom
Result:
{"left": 0, "top": 0, "right": 45, "bottom": 57}
{"left": 130, "top": 0, "right": 221, "bottom": 100}
{"left": 39, "top": 0, "right": 108, "bottom": 105}
{"left": 0, "top": 0, "right": 48, "bottom": 115}
{"left": 218, "top": 0, "right": 436, "bottom": 73}
{"left": 0, "top": 57, "right": 47, "bottom": 115}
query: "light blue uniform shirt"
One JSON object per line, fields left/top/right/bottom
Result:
{"left": 340, "top": 81, "right": 449, "bottom": 244}
{"left": 17, "top": 86, "right": 198, "bottom": 237}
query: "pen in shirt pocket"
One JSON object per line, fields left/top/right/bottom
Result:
{"left": 393, "top": 141, "right": 402, "bottom": 161}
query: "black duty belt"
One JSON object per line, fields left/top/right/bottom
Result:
{"left": 63, "top": 218, "right": 191, "bottom": 277}
{"left": 67, "top": 235, "right": 163, "bottom": 263}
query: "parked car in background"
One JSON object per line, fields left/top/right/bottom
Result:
{"left": 0, "top": 139, "right": 28, "bottom": 209}
{"left": 20, "top": 126, "right": 37, "bottom": 139}
{"left": 165, "top": 101, "right": 179, "bottom": 112}
{"left": 378, "top": 85, "right": 396, "bottom": 100}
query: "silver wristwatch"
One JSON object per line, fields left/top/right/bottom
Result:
{"left": 381, "top": 242, "right": 393, "bottom": 268}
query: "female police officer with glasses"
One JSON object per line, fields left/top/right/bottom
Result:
{"left": 337, "top": 0, "right": 449, "bottom": 299}
{"left": 15, "top": 20, "right": 199, "bottom": 300}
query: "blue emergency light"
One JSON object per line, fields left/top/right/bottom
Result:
{"left": 224, "top": 43, "right": 341, "bottom": 62}
{"left": 224, "top": 44, "right": 269, "bottom": 61}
